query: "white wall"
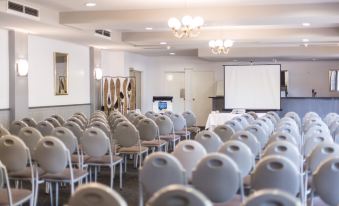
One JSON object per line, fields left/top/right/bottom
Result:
{"left": 28, "top": 35, "right": 90, "bottom": 107}
{"left": 101, "top": 50, "right": 126, "bottom": 76}
{"left": 0, "top": 29, "right": 9, "bottom": 109}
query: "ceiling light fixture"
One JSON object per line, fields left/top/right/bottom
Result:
{"left": 168, "top": 16, "right": 204, "bottom": 39}
{"left": 169, "top": 52, "right": 176, "bottom": 55}
{"left": 302, "top": 38, "right": 309, "bottom": 43}
{"left": 145, "top": 27, "right": 153, "bottom": 30}
{"left": 302, "top": 22, "right": 311, "bottom": 27}
{"left": 94, "top": 67, "right": 103, "bottom": 80}
{"left": 160, "top": 42, "right": 167, "bottom": 45}
{"left": 208, "top": 39, "right": 234, "bottom": 55}
{"left": 85, "top": 2, "right": 96, "bottom": 7}
{"left": 16, "top": 58, "right": 29, "bottom": 76}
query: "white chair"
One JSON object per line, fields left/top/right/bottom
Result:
{"left": 245, "top": 124, "right": 268, "bottom": 149}
{"left": 9, "top": 120, "right": 28, "bottom": 136}
{"left": 192, "top": 153, "right": 244, "bottom": 204}
{"left": 267, "top": 111, "right": 280, "bottom": 123}
{"left": 268, "top": 131, "right": 298, "bottom": 147}
{"left": 146, "top": 184, "right": 212, "bottom": 206}
{"left": 155, "top": 115, "right": 180, "bottom": 150}
{"left": 22, "top": 117, "right": 37, "bottom": 128}
{"left": 232, "top": 116, "right": 249, "bottom": 129}
{"left": 253, "top": 119, "right": 271, "bottom": 136}
{"left": 259, "top": 117, "right": 274, "bottom": 134}
{"left": 285, "top": 112, "right": 301, "bottom": 130}
{"left": 51, "top": 114, "right": 65, "bottom": 126}
{"left": 213, "top": 124, "right": 235, "bottom": 142}
{"left": 323, "top": 113, "right": 338, "bottom": 127}
{"left": 231, "top": 131, "right": 260, "bottom": 158}
{"left": 225, "top": 120, "right": 243, "bottom": 132}
{"left": 46, "top": 117, "right": 61, "bottom": 128}
{"left": 241, "top": 113, "right": 255, "bottom": 124}
{"left": 307, "top": 143, "right": 339, "bottom": 173}
{"left": 17, "top": 127, "right": 43, "bottom": 156}
{"left": 170, "top": 114, "right": 190, "bottom": 140}
{"left": 36, "top": 121, "right": 54, "bottom": 136}
{"left": 64, "top": 121, "right": 84, "bottom": 141}
{"left": 68, "top": 182, "right": 127, "bottom": 206}
{"left": 182, "top": 111, "right": 200, "bottom": 134}
{"left": 137, "top": 118, "right": 168, "bottom": 152}
{"left": 243, "top": 189, "right": 301, "bottom": 206}
{"left": 172, "top": 140, "right": 207, "bottom": 180}
{"left": 195, "top": 130, "right": 223, "bottom": 153}
{"left": 303, "top": 134, "right": 333, "bottom": 157}
{"left": 139, "top": 152, "right": 186, "bottom": 205}
{"left": 0, "top": 126, "right": 10, "bottom": 138}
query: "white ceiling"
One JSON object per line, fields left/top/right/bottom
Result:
{"left": 2, "top": 0, "right": 339, "bottom": 61}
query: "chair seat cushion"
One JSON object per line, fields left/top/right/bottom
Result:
{"left": 159, "top": 134, "right": 180, "bottom": 141}
{"left": 0, "top": 188, "right": 32, "bottom": 206}
{"left": 85, "top": 155, "right": 123, "bottom": 165}
{"left": 142, "top": 139, "right": 167, "bottom": 147}
{"left": 119, "top": 146, "right": 148, "bottom": 154}
{"left": 188, "top": 126, "right": 201, "bottom": 134}
{"left": 41, "top": 168, "right": 88, "bottom": 181}
{"left": 175, "top": 130, "right": 191, "bottom": 136}
{"left": 9, "top": 167, "right": 45, "bottom": 179}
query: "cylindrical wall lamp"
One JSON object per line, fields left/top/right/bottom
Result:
{"left": 16, "top": 58, "right": 29, "bottom": 76}
{"left": 94, "top": 67, "right": 103, "bottom": 80}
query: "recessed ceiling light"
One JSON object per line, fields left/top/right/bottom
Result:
{"left": 160, "top": 42, "right": 167, "bottom": 45}
{"left": 166, "top": 45, "right": 171, "bottom": 50}
{"left": 85, "top": 2, "right": 96, "bottom": 7}
{"left": 145, "top": 27, "right": 153, "bottom": 30}
{"left": 302, "top": 22, "right": 311, "bottom": 27}
{"left": 169, "top": 52, "right": 175, "bottom": 55}
{"left": 302, "top": 38, "right": 309, "bottom": 43}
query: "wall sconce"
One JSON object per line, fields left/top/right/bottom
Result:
{"left": 16, "top": 59, "right": 29, "bottom": 76}
{"left": 94, "top": 67, "right": 103, "bottom": 80}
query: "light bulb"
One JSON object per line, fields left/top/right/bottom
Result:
{"left": 209, "top": 40, "right": 216, "bottom": 48}
{"left": 168, "top": 17, "right": 180, "bottom": 29}
{"left": 224, "top": 40, "right": 234, "bottom": 47}
{"left": 182, "top": 15, "right": 193, "bottom": 27}
{"left": 17, "top": 59, "right": 28, "bottom": 76}
{"left": 215, "top": 40, "right": 223, "bottom": 47}
{"left": 94, "top": 67, "right": 103, "bottom": 80}
{"left": 193, "top": 16, "right": 204, "bottom": 28}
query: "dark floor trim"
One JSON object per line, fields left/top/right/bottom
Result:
{"left": 0, "top": 108, "right": 10, "bottom": 111}
{"left": 29, "top": 103, "right": 91, "bottom": 109}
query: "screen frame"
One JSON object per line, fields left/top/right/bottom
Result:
{"left": 223, "top": 64, "right": 282, "bottom": 111}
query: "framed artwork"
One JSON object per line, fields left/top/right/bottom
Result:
{"left": 54, "top": 52, "right": 68, "bottom": 95}
{"left": 329, "top": 70, "right": 339, "bottom": 92}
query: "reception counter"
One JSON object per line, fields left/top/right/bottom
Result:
{"left": 209, "top": 96, "right": 339, "bottom": 117}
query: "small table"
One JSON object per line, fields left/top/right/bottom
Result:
{"left": 205, "top": 112, "right": 265, "bottom": 130}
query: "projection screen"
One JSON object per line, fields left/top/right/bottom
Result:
{"left": 224, "top": 64, "right": 281, "bottom": 110}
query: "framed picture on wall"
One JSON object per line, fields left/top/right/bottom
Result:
{"left": 329, "top": 70, "right": 339, "bottom": 92}
{"left": 58, "top": 76, "right": 67, "bottom": 95}
{"left": 54, "top": 52, "right": 68, "bottom": 95}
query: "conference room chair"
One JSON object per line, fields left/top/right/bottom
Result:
{"left": 51, "top": 114, "right": 66, "bottom": 126}
{"left": 34, "top": 136, "right": 88, "bottom": 206}
{"left": 310, "top": 156, "right": 339, "bottom": 206}
{"left": 145, "top": 111, "right": 156, "bottom": 119}
{"left": 303, "top": 134, "right": 333, "bottom": 157}
{"left": 9, "top": 120, "right": 28, "bottom": 136}
{"left": 267, "top": 111, "right": 280, "bottom": 123}
{"left": 191, "top": 153, "right": 244, "bottom": 205}
{"left": 81, "top": 127, "right": 123, "bottom": 189}
{"left": 304, "top": 125, "right": 331, "bottom": 141}
{"left": 125, "top": 110, "right": 137, "bottom": 120}
{"left": 64, "top": 121, "right": 84, "bottom": 142}
{"left": 127, "top": 113, "right": 140, "bottom": 123}
{"left": 230, "top": 131, "right": 261, "bottom": 158}
{"left": 17, "top": 127, "right": 43, "bottom": 157}
{"left": 323, "top": 112, "right": 339, "bottom": 127}
{"left": 275, "top": 126, "right": 301, "bottom": 147}
{"left": 146, "top": 184, "right": 212, "bottom": 206}
{"left": 132, "top": 115, "right": 146, "bottom": 126}
{"left": 245, "top": 124, "right": 268, "bottom": 149}
{"left": 182, "top": 110, "right": 201, "bottom": 135}
{"left": 172, "top": 140, "right": 207, "bottom": 181}
{"left": 304, "top": 118, "right": 324, "bottom": 133}
{"left": 285, "top": 112, "right": 302, "bottom": 130}
{"left": 137, "top": 118, "right": 168, "bottom": 152}
{"left": 89, "top": 121, "right": 112, "bottom": 139}
{"left": 155, "top": 115, "right": 180, "bottom": 150}
{"left": 164, "top": 111, "right": 174, "bottom": 117}
{"left": 247, "top": 111, "right": 258, "bottom": 120}
{"left": 36, "top": 120, "right": 54, "bottom": 136}
{"left": 148, "top": 113, "right": 160, "bottom": 121}
{"left": 213, "top": 124, "right": 235, "bottom": 142}
{"left": 218, "top": 140, "right": 255, "bottom": 187}
{"left": 225, "top": 119, "right": 244, "bottom": 132}
{"left": 267, "top": 132, "right": 298, "bottom": 148}
{"left": 241, "top": 113, "right": 255, "bottom": 125}
{"left": 68, "top": 117, "right": 86, "bottom": 130}
{"left": 51, "top": 127, "right": 83, "bottom": 169}
{"left": 278, "top": 117, "right": 300, "bottom": 132}
{"left": 0, "top": 126, "right": 10, "bottom": 138}
{"left": 115, "top": 122, "right": 148, "bottom": 170}
{"left": 251, "top": 155, "right": 301, "bottom": 198}
{"left": 45, "top": 117, "right": 62, "bottom": 128}
{"left": 329, "top": 119, "right": 339, "bottom": 137}
{"left": 73, "top": 114, "right": 88, "bottom": 126}
{"left": 73, "top": 112, "right": 88, "bottom": 120}
{"left": 111, "top": 116, "right": 128, "bottom": 132}
{"left": 194, "top": 130, "right": 223, "bottom": 153}
{"left": 242, "top": 189, "right": 301, "bottom": 206}
{"left": 0, "top": 135, "right": 34, "bottom": 206}
{"left": 139, "top": 152, "right": 186, "bottom": 205}
{"left": 232, "top": 116, "right": 249, "bottom": 130}
{"left": 261, "top": 116, "right": 275, "bottom": 132}
{"left": 304, "top": 121, "right": 328, "bottom": 136}
{"left": 68, "top": 182, "right": 127, "bottom": 206}
{"left": 302, "top": 112, "right": 320, "bottom": 125}
{"left": 253, "top": 119, "right": 271, "bottom": 136}
{"left": 90, "top": 117, "right": 109, "bottom": 126}
{"left": 264, "top": 114, "right": 277, "bottom": 127}
{"left": 22, "top": 117, "right": 38, "bottom": 128}
{"left": 170, "top": 113, "right": 190, "bottom": 140}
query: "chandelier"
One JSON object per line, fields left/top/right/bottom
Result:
{"left": 208, "top": 39, "right": 234, "bottom": 55}
{"left": 168, "top": 16, "right": 204, "bottom": 38}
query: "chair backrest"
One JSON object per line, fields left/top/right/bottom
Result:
{"left": 247, "top": 111, "right": 258, "bottom": 119}
{"left": 81, "top": 127, "right": 110, "bottom": 157}
{"left": 218, "top": 140, "right": 254, "bottom": 177}
{"left": 73, "top": 114, "right": 88, "bottom": 125}
{"left": 22, "top": 117, "right": 37, "bottom": 128}
{"left": 191, "top": 153, "right": 241, "bottom": 203}
{"left": 164, "top": 111, "right": 174, "bottom": 117}
{"left": 51, "top": 127, "right": 78, "bottom": 154}
{"left": 245, "top": 124, "right": 268, "bottom": 149}
{"left": 194, "top": 130, "right": 222, "bottom": 153}
{"left": 329, "top": 119, "right": 339, "bottom": 136}
{"left": 278, "top": 117, "right": 299, "bottom": 132}
{"left": 304, "top": 125, "right": 330, "bottom": 141}
{"left": 285, "top": 112, "right": 301, "bottom": 129}
{"left": 312, "top": 156, "right": 339, "bottom": 206}
{"left": 128, "top": 113, "right": 140, "bottom": 123}
{"left": 265, "top": 114, "right": 277, "bottom": 126}
{"left": 155, "top": 115, "right": 173, "bottom": 135}
{"left": 241, "top": 113, "right": 255, "bottom": 124}
{"left": 115, "top": 122, "right": 139, "bottom": 147}
{"left": 145, "top": 111, "right": 156, "bottom": 119}
{"left": 90, "top": 117, "right": 108, "bottom": 125}
{"left": 304, "top": 122, "right": 328, "bottom": 135}
{"left": 68, "top": 117, "right": 85, "bottom": 129}
{"left": 0, "top": 126, "right": 10, "bottom": 138}
{"left": 172, "top": 140, "right": 207, "bottom": 180}
{"left": 64, "top": 121, "right": 84, "bottom": 141}
{"left": 140, "top": 152, "right": 186, "bottom": 196}
{"left": 323, "top": 113, "right": 338, "bottom": 126}
{"left": 307, "top": 143, "right": 339, "bottom": 173}
{"left": 253, "top": 119, "right": 271, "bottom": 136}
{"left": 112, "top": 117, "right": 127, "bottom": 131}
{"left": 182, "top": 111, "right": 197, "bottom": 128}
{"left": 225, "top": 120, "right": 243, "bottom": 132}
{"left": 243, "top": 189, "right": 301, "bottom": 206}
{"left": 232, "top": 116, "right": 249, "bottom": 129}
{"left": 137, "top": 118, "right": 158, "bottom": 141}
{"left": 275, "top": 125, "right": 301, "bottom": 146}
{"left": 74, "top": 112, "right": 87, "bottom": 120}
{"left": 46, "top": 117, "right": 62, "bottom": 128}
{"left": 267, "top": 111, "right": 280, "bottom": 122}
{"left": 231, "top": 131, "right": 260, "bottom": 157}
{"left": 149, "top": 113, "right": 161, "bottom": 121}
{"left": 35, "top": 136, "right": 68, "bottom": 173}
{"left": 251, "top": 155, "right": 300, "bottom": 195}
{"left": 0, "top": 135, "right": 29, "bottom": 173}
{"left": 263, "top": 141, "right": 301, "bottom": 169}
{"left": 268, "top": 131, "right": 298, "bottom": 147}
{"left": 146, "top": 184, "right": 212, "bottom": 206}
{"left": 18, "top": 127, "right": 43, "bottom": 154}
{"left": 303, "top": 134, "right": 333, "bottom": 157}
{"left": 259, "top": 117, "right": 274, "bottom": 134}
{"left": 213, "top": 124, "right": 235, "bottom": 142}
{"left": 68, "top": 183, "right": 127, "bottom": 206}
{"left": 133, "top": 115, "right": 146, "bottom": 126}
{"left": 51, "top": 114, "right": 65, "bottom": 125}
{"left": 170, "top": 114, "right": 186, "bottom": 132}
{"left": 9, "top": 120, "right": 28, "bottom": 135}
{"left": 90, "top": 121, "right": 111, "bottom": 138}
{"left": 36, "top": 120, "right": 54, "bottom": 136}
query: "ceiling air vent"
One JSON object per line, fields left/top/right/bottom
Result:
{"left": 7, "top": 1, "right": 40, "bottom": 20}
{"left": 94, "top": 29, "right": 112, "bottom": 40}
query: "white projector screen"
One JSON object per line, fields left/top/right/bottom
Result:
{"left": 224, "top": 64, "right": 281, "bottom": 110}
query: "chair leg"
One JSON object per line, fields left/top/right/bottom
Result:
{"left": 49, "top": 182, "right": 54, "bottom": 206}
{"left": 119, "top": 161, "right": 123, "bottom": 190}
{"left": 110, "top": 165, "right": 114, "bottom": 188}
{"left": 55, "top": 182, "right": 59, "bottom": 206}
{"left": 124, "top": 155, "right": 127, "bottom": 173}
